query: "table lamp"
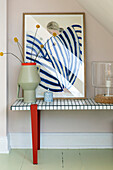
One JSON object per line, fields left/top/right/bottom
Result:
{"left": 92, "top": 61, "right": 113, "bottom": 103}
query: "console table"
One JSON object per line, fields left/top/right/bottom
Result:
{"left": 10, "top": 98, "right": 113, "bottom": 164}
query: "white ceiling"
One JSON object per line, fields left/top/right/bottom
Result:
{"left": 76, "top": 0, "right": 113, "bottom": 36}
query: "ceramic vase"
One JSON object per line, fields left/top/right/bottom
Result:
{"left": 17, "top": 63, "right": 41, "bottom": 103}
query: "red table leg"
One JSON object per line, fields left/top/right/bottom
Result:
{"left": 38, "top": 110, "right": 40, "bottom": 150}
{"left": 31, "top": 104, "right": 38, "bottom": 164}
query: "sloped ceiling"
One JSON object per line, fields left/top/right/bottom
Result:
{"left": 76, "top": 0, "right": 113, "bottom": 36}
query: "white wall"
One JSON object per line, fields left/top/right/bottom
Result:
{"left": 77, "top": 0, "right": 113, "bottom": 36}
{"left": 0, "top": 0, "right": 7, "bottom": 137}
{"left": 8, "top": 0, "right": 113, "bottom": 133}
{"left": 0, "top": 0, "right": 9, "bottom": 153}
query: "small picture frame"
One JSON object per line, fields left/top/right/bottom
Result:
{"left": 44, "top": 90, "right": 53, "bottom": 102}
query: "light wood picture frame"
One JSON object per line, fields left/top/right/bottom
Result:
{"left": 23, "top": 13, "right": 86, "bottom": 99}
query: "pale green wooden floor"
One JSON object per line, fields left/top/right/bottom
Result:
{"left": 0, "top": 149, "right": 113, "bottom": 170}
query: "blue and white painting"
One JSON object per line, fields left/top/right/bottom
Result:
{"left": 24, "top": 14, "right": 85, "bottom": 98}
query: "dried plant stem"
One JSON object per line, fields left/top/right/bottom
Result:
{"left": 35, "top": 38, "right": 50, "bottom": 61}
{"left": 5, "top": 52, "right": 22, "bottom": 63}
{"left": 17, "top": 43, "right": 23, "bottom": 58}
{"left": 31, "top": 28, "right": 38, "bottom": 58}
{"left": 17, "top": 42, "right": 24, "bottom": 62}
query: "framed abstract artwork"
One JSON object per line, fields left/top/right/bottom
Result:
{"left": 23, "top": 13, "right": 86, "bottom": 99}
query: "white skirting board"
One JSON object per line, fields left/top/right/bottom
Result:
{"left": 9, "top": 132, "right": 113, "bottom": 149}
{"left": 0, "top": 136, "right": 9, "bottom": 153}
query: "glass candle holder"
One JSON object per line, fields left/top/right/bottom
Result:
{"left": 92, "top": 61, "right": 113, "bottom": 103}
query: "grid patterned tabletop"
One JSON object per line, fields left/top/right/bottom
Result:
{"left": 10, "top": 98, "right": 113, "bottom": 111}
